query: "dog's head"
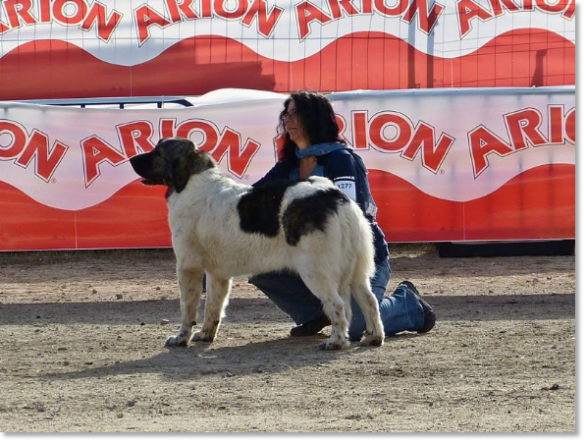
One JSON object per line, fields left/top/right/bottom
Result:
{"left": 130, "top": 138, "right": 216, "bottom": 194}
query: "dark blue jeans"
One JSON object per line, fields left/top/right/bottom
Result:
{"left": 249, "top": 259, "right": 425, "bottom": 341}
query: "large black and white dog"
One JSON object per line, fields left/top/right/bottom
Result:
{"left": 130, "top": 138, "right": 384, "bottom": 350}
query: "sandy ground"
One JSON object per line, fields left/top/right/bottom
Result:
{"left": 0, "top": 245, "right": 576, "bottom": 432}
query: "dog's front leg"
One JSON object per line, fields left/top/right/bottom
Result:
{"left": 191, "top": 276, "right": 232, "bottom": 343}
{"left": 165, "top": 268, "right": 204, "bottom": 347}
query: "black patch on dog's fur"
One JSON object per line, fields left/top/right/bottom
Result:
{"left": 282, "top": 188, "right": 349, "bottom": 246}
{"left": 237, "top": 180, "right": 294, "bottom": 237}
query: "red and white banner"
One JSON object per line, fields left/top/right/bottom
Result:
{"left": 0, "top": 0, "right": 576, "bottom": 99}
{"left": 0, "top": 87, "right": 575, "bottom": 250}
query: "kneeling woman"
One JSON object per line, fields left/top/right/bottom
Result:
{"left": 250, "top": 91, "right": 436, "bottom": 340}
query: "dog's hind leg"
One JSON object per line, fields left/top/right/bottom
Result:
{"left": 339, "top": 277, "right": 354, "bottom": 327}
{"left": 166, "top": 268, "right": 204, "bottom": 347}
{"left": 191, "top": 275, "right": 232, "bottom": 343}
{"left": 351, "top": 278, "right": 385, "bottom": 347}
{"left": 299, "top": 270, "right": 350, "bottom": 351}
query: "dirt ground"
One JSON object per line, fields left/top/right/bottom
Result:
{"left": 0, "top": 245, "right": 576, "bottom": 433}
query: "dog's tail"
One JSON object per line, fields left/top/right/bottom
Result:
{"left": 349, "top": 204, "right": 376, "bottom": 283}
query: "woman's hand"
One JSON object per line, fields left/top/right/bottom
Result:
{"left": 299, "top": 156, "right": 317, "bottom": 180}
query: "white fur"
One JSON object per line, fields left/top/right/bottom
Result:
{"left": 165, "top": 169, "right": 385, "bottom": 350}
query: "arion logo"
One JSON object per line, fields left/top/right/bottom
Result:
{"left": 0, "top": 118, "right": 261, "bottom": 186}
{"left": 468, "top": 105, "right": 575, "bottom": 177}
{"left": 340, "top": 110, "right": 456, "bottom": 174}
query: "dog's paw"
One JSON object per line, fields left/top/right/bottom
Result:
{"left": 165, "top": 334, "right": 189, "bottom": 348}
{"left": 190, "top": 331, "right": 215, "bottom": 343}
{"left": 360, "top": 333, "right": 384, "bottom": 347}
{"left": 318, "top": 338, "right": 348, "bottom": 351}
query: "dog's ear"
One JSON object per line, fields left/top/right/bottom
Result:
{"left": 170, "top": 158, "right": 191, "bottom": 193}
{"left": 194, "top": 150, "right": 217, "bottom": 173}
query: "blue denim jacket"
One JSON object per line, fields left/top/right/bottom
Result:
{"left": 294, "top": 142, "right": 378, "bottom": 220}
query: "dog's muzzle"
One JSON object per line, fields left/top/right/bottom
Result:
{"left": 130, "top": 153, "right": 164, "bottom": 186}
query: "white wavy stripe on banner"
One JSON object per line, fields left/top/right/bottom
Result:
{"left": 0, "top": 87, "right": 575, "bottom": 211}
{"left": 0, "top": 0, "right": 575, "bottom": 65}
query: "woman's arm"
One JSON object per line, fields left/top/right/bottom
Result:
{"left": 324, "top": 150, "right": 363, "bottom": 207}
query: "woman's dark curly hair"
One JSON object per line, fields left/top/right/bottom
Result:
{"left": 277, "top": 91, "right": 346, "bottom": 167}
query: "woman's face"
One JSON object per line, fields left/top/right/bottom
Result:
{"left": 282, "top": 100, "right": 310, "bottom": 149}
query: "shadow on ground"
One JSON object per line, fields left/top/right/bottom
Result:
{"left": 0, "top": 293, "right": 575, "bottom": 326}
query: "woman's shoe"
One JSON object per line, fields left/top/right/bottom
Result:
{"left": 399, "top": 280, "right": 436, "bottom": 333}
{"left": 290, "top": 313, "right": 331, "bottom": 337}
